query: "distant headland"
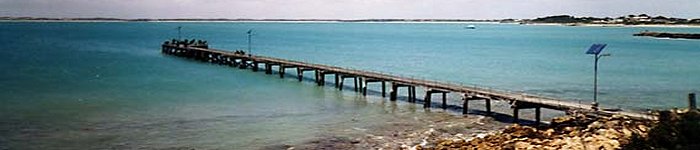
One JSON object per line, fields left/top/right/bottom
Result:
{"left": 520, "top": 14, "right": 700, "bottom": 26}
{"left": 2, "top": 14, "right": 699, "bottom": 26}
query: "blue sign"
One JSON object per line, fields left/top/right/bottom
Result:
{"left": 586, "top": 44, "right": 607, "bottom": 55}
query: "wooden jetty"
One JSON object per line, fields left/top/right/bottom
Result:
{"left": 161, "top": 40, "right": 657, "bottom": 123}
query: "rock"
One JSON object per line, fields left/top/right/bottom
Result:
{"left": 510, "top": 127, "right": 537, "bottom": 138}
{"left": 605, "top": 120, "right": 621, "bottom": 128}
{"left": 603, "top": 129, "right": 622, "bottom": 139}
{"left": 551, "top": 115, "right": 576, "bottom": 126}
{"left": 621, "top": 128, "right": 633, "bottom": 138}
{"left": 475, "top": 133, "right": 489, "bottom": 138}
{"left": 587, "top": 121, "right": 603, "bottom": 129}
{"left": 514, "top": 141, "right": 531, "bottom": 149}
{"left": 637, "top": 124, "right": 648, "bottom": 132}
{"left": 542, "top": 129, "right": 555, "bottom": 137}
{"left": 407, "top": 111, "right": 674, "bottom": 150}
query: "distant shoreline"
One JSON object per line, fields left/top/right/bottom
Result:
{"left": 4, "top": 17, "right": 700, "bottom": 28}
{"left": 0, "top": 20, "right": 502, "bottom": 24}
{"left": 0, "top": 17, "right": 502, "bottom": 23}
{"left": 5, "top": 19, "right": 700, "bottom": 28}
{"left": 524, "top": 22, "right": 700, "bottom": 28}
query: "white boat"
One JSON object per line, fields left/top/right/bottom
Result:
{"left": 465, "top": 25, "right": 476, "bottom": 29}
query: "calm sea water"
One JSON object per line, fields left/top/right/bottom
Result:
{"left": 1, "top": 22, "right": 698, "bottom": 149}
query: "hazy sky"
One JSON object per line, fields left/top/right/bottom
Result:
{"left": 1, "top": 0, "right": 699, "bottom": 19}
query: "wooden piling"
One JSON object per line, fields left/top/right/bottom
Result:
{"left": 442, "top": 92, "right": 447, "bottom": 109}
{"left": 381, "top": 81, "right": 386, "bottom": 97}
{"left": 354, "top": 77, "right": 358, "bottom": 91}
{"left": 265, "top": 63, "right": 273, "bottom": 74}
{"left": 362, "top": 79, "right": 368, "bottom": 96}
{"left": 358, "top": 77, "right": 363, "bottom": 91}
{"left": 297, "top": 67, "right": 303, "bottom": 81}
{"left": 339, "top": 75, "right": 345, "bottom": 91}
{"left": 239, "top": 59, "right": 248, "bottom": 69}
{"left": 462, "top": 94, "right": 469, "bottom": 115}
{"left": 513, "top": 108, "right": 519, "bottom": 123}
{"left": 252, "top": 61, "right": 259, "bottom": 72}
{"left": 278, "top": 65, "right": 285, "bottom": 78}
{"left": 390, "top": 82, "right": 397, "bottom": 101}
{"left": 318, "top": 71, "right": 325, "bottom": 86}
{"left": 335, "top": 74, "right": 340, "bottom": 88}
{"left": 424, "top": 89, "right": 433, "bottom": 108}
{"left": 485, "top": 99, "right": 492, "bottom": 115}
{"left": 406, "top": 86, "right": 412, "bottom": 102}
{"left": 535, "top": 107, "right": 541, "bottom": 125}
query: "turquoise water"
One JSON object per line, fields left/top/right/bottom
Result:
{"left": 1, "top": 22, "right": 699, "bottom": 149}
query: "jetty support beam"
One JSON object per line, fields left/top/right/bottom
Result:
{"left": 265, "top": 63, "right": 278, "bottom": 75}
{"left": 362, "top": 78, "right": 383, "bottom": 96}
{"left": 390, "top": 83, "right": 413, "bottom": 101}
{"left": 461, "top": 94, "right": 492, "bottom": 115}
{"left": 511, "top": 101, "right": 541, "bottom": 124}
{"left": 339, "top": 75, "right": 358, "bottom": 91}
{"left": 424, "top": 89, "right": 449, "bottom": 109}
{"left": 318, "top": 71, "right": 336, "bottom": 86}
{"left": 296, "top": 67, "right": 314, "bottom": 82}
{"left": 252, "top": 61, "right": 260, "bottom": 72}
{"left": 238, "top": 59, "right": 249, "bottom": 69}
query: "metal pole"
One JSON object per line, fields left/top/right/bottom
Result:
{"left": 247, "top": 30, "right": 252, "bottom": 55}
{"left": 594, "top": 54, "right": 598, "bottom": 104}
{"left": 177, "top": 26, "right": 182, "bottom": 40}
{"left": 593, "top": 54, "right": 602, "bottom": 110}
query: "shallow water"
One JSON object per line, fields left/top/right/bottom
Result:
{"left": 0, "top": 22, "right": 698, "bottom": 149}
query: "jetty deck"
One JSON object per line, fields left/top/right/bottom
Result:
{"left": 161, "top": 41, "right": 656, "bottom": 122}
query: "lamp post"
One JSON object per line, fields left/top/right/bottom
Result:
{"left": 177, "top": 26, "right": 182, "bottom": 40}
{"left": 586, "top": 44, "right": 610, "bottom": 110}
{"left": 247, "top": 29, "right": 253, "bottom": 55}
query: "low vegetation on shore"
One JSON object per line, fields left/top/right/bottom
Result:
{"left": 524, "top": 14, "right": 700, "bottom": 25}
{"left": 633, "top": 31, "right": 700, "bottom": 40}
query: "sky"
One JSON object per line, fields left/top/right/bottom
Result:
{"left": 1, "top": 0, "right": 699, "bottom": 19}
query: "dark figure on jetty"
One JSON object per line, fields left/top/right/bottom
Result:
{"left": 165, "top": 39, "right": 209, "bottom": 49}
{"left": 233, "top": 50, "right": 246, "bottom": 55}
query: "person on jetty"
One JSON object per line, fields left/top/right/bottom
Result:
{"left": 166, "top": 39, "right": 209, "bottom": 48}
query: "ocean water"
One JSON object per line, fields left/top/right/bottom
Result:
{"left": 1, "top": 22, "right": 699, "bottom": 149}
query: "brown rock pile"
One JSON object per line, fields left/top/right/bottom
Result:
{"left": 625, "top": 109, "right": 700, "bottom": 149}
{"left": 417, "top": 113, "right": 653, "bottom": 150}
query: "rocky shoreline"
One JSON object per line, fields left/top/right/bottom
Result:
{"left": 414, "top": 109, "right": 699, "bottom": 150}
{"left": 285, "top": 112, "right": 511, "bottom": 150}
{"left": 277, "top": 107, "right": 700, "bottom": 150}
